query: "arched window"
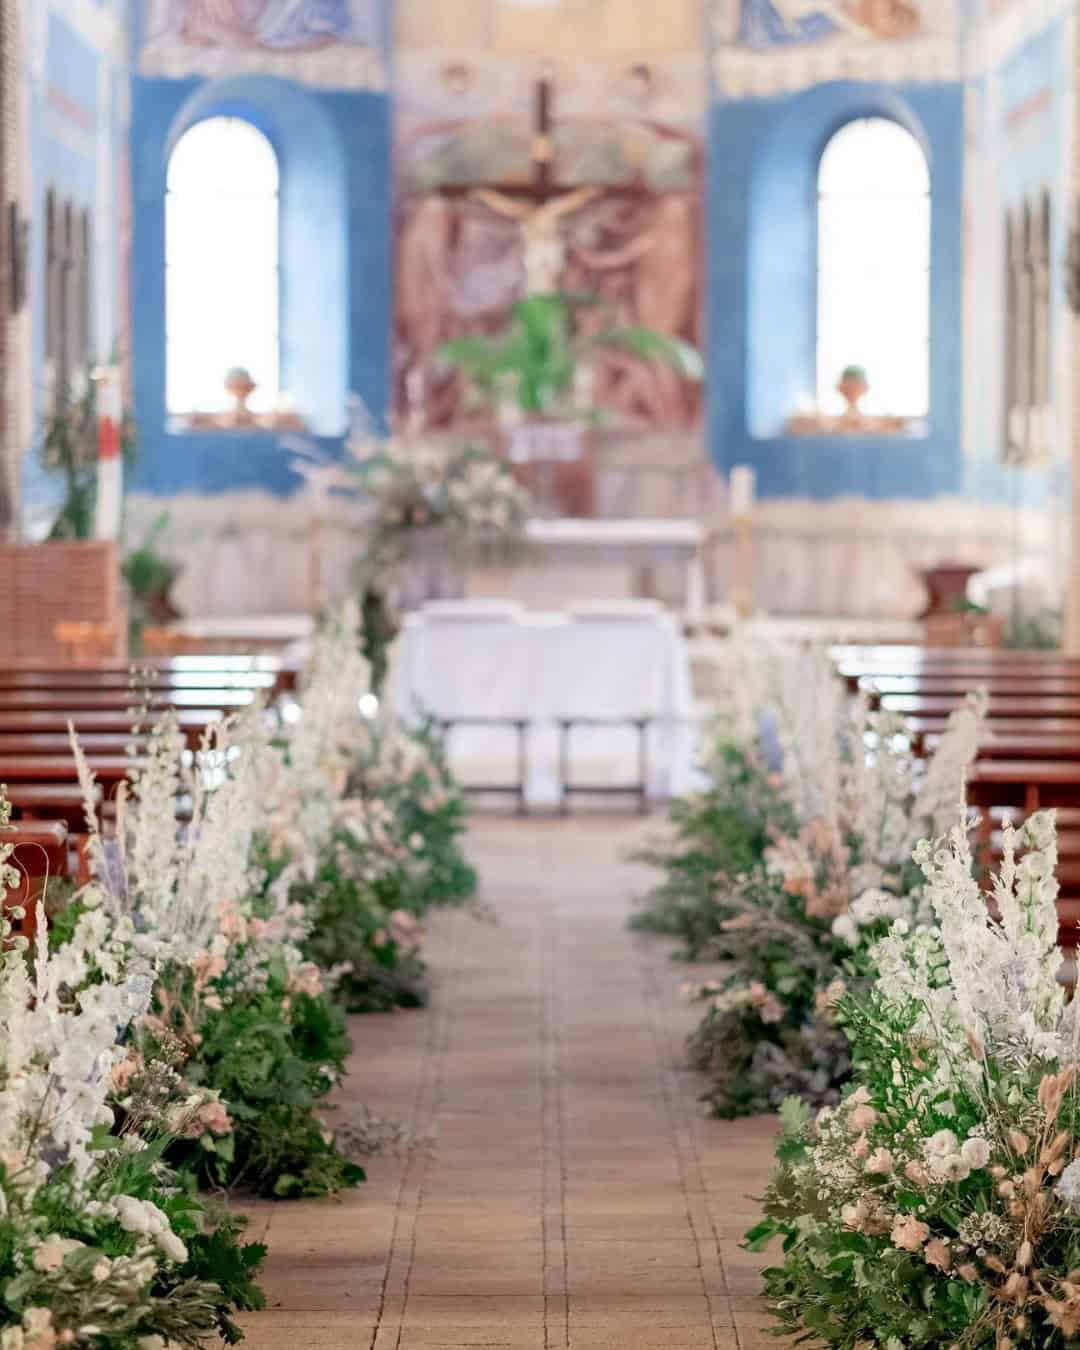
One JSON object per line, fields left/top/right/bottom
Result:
{"left": 166, "top": 116, "right": 280, "bottom": 417}
{"left": 816, "top": 117, "right": 930, "bottom": 419}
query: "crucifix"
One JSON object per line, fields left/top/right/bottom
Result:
{"left": 461, "top": 67, "right": 599, "bottom": 294}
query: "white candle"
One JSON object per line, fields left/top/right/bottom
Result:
{"left": 94, "top": 366, "right": 123, "bottom": 541}
{"left": 729, "top": 465, "right": 755, "bottom": 519}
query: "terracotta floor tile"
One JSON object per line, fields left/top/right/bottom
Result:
{"left": 241, "top": 820, "right": 785, "bottom": 1348}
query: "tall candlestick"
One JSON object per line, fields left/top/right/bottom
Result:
{"left": 729, "top": 465, "right": 755, "bottom": 519}
{"left": 93, "top": 366, "right": 123, "bottom": 541}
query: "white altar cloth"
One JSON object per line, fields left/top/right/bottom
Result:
{"left": 392, "top": 601, "right": 699, "bottom": 806}
{"left": 467, "top": 518, "right": 706, "bottom": 610}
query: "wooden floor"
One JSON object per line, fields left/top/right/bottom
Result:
{"left": 239, "top": 818, "right": 784, "bottom": 1350}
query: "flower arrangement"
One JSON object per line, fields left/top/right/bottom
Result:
{"left": 0, "top": 797, "right": 265, "bottom": 1348}
{"left": 637, "top": 640, "right": 984, "bottom": 1118}
{"left": 354, "top": 441, "right": 530, "bottom": 691}
{"left": 272, "top": 607, "right": 477, "bottom": 1012}
{"left": 63, "top": 706, "right": 365, "bottom": 1199}
{"left": 747, "top": 810, "right": 1080, "bottom": 1350}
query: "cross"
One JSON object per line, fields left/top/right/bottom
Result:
{"left": 436, "top": 68, "right": 604, "bottom": 293}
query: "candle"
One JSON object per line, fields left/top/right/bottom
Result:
{"left": 93, "top": 366, "right": 123, "bottom": 541}
{"left": 729, "top": 465, "right": 755, "bottom": 519}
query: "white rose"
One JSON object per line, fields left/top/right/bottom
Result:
{"left": 831, "top": 915, "right": 858, "bottom": 946}
{"left": 926, "top": 1129, "right": 959, "bottom": 1158}
{"left": 155, "top": 1230, "right": 188, "bottom": 1264}
{"left": 865, "top": 1148, "right": 894, "bottom": 1176}
{"left": 115, "top": 1196, "right": 151, "bottom": 1235}
{"left": 960, "top": 1136, "right": 991, "bottom": 1169}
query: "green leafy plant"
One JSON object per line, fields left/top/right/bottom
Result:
{"left": 42, "top": 380, "right": 99, "bottom": 540}
{"left": 150, "top": 959, "right": 365, "bottom": 1200}
{"left": 438, "top": 292, "right": 703, "bottom": 416}
{"left": 123, "top": 513, "right": 182, "bottom": 651}
{"left": 749, "top": 813, "right": 1080, "bottom": 1350}
{"left": 42, "top": 375, "right": 136, "bottom": 540}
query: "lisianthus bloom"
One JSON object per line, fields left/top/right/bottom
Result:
{"left": 960, "top": 1136, "right": 991, "bottom": 1169}
{"left": 865, "top": 1148, "right": 894, "bottom": 1176}
{"left": 924, "top": 1238, "right": 952, "bottom": 1271}
{"left": 389, "top": 910, "right": 421, "bottom": 949}
{"left": 31, "top": 1237, "right": 83, "bottom": 1273}
{"left": 198, "top": 1099, "right": 232, "bottom": 1136}
{"left": 891, "top": 1214, "right": 930, "bottom": 1251}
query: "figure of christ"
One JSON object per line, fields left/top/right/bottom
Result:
{"left": 573, "top": 193, "right": 698, "bottom": 426}
{"left": 469, "top": 187, "right": 601, "bottom": 296}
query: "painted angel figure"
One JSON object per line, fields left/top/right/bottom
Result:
{"left": 471, "top": 187, "right": 599, "bottom": 296}
{"left": 737, "top": 0, "right": 920, "bottom": 45}
{"left": 256, "top": 0, "right": 380, "bottom": 50}
{"left": 145, "top": 0, "right": 379, "bottom": 51}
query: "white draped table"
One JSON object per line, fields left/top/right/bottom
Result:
{"left": 391, "top": 601, "right": 699, "bottom": 808}
{"left": 466, "top": 519, "right": 706, "bottom": 611}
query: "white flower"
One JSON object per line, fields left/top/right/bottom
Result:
{"left": 926, "top": 1129, "right": 959, "bottom": 1159}
{"left": 155, "top": 1229, "right": 188, "bottom": 1263}
{"left": 831, "top": 915, "right": 858, "bottom": 946}
{"left": 960, "top": 1136, "right": 991, "bottom": 1169}
{"left": 865, "top": 1148, "right": 894, "bottom": 1176}
{"left": 115, "top": 1195, "right": 153, "bottom": 1235}
{"left": 31, "top": 1236, "right": 82, "bottom": 1272}
{"left": 1057, "top": 1158, "right": 1080, "bottom": 1211}
{"left": 938, "top": 1154, "right": 971, "bottom": 1183}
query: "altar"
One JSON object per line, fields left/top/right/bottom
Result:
{"left": 392, "top": 598, "right": 700, "bottom": 809}
{"left": 467, "top": 518, "right": 705, "bottom": 611}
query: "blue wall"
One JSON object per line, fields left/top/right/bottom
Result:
{"left": 707, "top": 79, "right": 966, "bottom": 500}
{"left": 22, "top": 3, "right": 130, "bottom": 524}
{"left": 958, "top": 12, "right": 1073, "bottom": 512}
{"left": 129, "top": 71, "right": 392, "bottom": 497}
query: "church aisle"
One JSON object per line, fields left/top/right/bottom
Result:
{"left": 241, "top": 819, "right": 785, "bottom": 1350}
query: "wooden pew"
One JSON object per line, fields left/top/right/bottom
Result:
{"left": 0, "top": 755, "right": 137, "bottom": 787}
{"left": 0, "top": 733, "right": 149, "bottom": 755}
{"left": 863, "top": 674, "right": 1080, "bottom": 697}
{"left": 6, "top": 782, "right": 100, "bottom": 833}
{"left": 881, "top": 694, "right": 1080, "bottom": 720}
{"left": 836, "top": 647, "right": 1080, "bottom": 948}
{"left": 0, "top": 688, "right": 255, "bottom": 712}
{"left": 927, "top": 733, "right": 1080, "bottom": 762}
{"left": 0, "top": 670, "right": 275, "bottom": 692}
{"left": 0, "top": 709, "right": 222, "bottom": 751}
{"left": 832, "top": 645, "right": 1067, "bottom": 668}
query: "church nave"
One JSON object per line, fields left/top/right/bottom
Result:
{"left": 242, "top": 818, "right": 779, "bottom": 1350}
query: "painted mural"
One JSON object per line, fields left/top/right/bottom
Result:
{"left": 394, "top": 55, "right": 704, "bottom": 433}
{"left": 139, "top": 0, "right": 388, "bottom": 88}
{"left": 711, "top": 0, "right": 959, "bottom": 95}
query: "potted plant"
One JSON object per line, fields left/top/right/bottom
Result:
{"left": 437, "top": 292, "right": 703, "bottom": 419}
{"left": 836, "top": 363, "right": 869, "bottom": 416}
{"left": 123, "top": 513, "right": 182, "bottom": 652}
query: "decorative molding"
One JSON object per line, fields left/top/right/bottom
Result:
{"left": 712, "top": 36, "right": 961, "bottom": 100}
{"left": 137, "top": 41, "right": 387, "bottom": 93}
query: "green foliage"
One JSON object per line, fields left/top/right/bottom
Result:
{"left": 631, "top": 740, "right": 791, "bottom": 953}
{"left": 290, "top": 723, "right": 476, "bottom": 1013}
{"left": 0, "top": 1146, "right": 265, "bottom": 1347}
{"left": 158, "top": 966, "right": 364, "bottom": 1199}
{"left": 42, "top": 376, "right": 136, "bottom": 541}
{"left": 438, "top": 291, "right": 702, "bottom": 417}
{"left": 294, "top": 841, "right": 429, "bottom": 1014}
{"left": 749, "top": 978, "right": 1080, "bottom": 1348}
